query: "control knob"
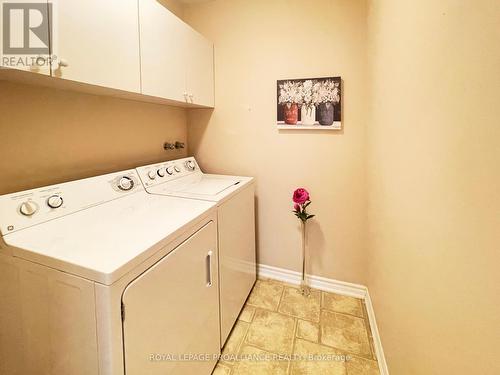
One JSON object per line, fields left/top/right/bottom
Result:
{"left": 118, "top": 176, "right": 134, "bottom": 191}
{"left": 148, "top": 170, "right": 157, "bottom": 180}
{"left": 174, "top": 166, "right": 181, "bottom": 173}
{"left": 157, "top": 168, "right": 166, "bottom": 178}
{"left": 185, "top": 160, "right": 196, "bottom": 171}
{"left": 19, "top": 201, "right": 38, "bottom": 216}
{"left": 166, "top": 166, "right": 174, "bottom": 175}
{"left": 47, "top": 195, "right": 63, "bottom": 209}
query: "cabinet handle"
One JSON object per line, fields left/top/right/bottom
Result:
{"left": 59, "top": 58, "right": 69, "bottom": 67}
{"left": 206, "top": 250, "right": 213, "bottom": 287}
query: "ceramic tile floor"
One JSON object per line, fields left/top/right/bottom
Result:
{"left": 213, "top": 278, "right": 380, "bottom": 375}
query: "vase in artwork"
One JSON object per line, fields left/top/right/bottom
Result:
{"left": 283, "top": 103, "right": 299, "bottom": 125}
{"left": 318, "top": 102, "right": 334, "bottom": 125}
{"left": 301, "top": 104, "right": 316, "bottom": 125}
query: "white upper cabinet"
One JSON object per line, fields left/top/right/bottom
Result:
{"left": 139, "top": 0, "right": 214, "bottom": 107}
{"left": 53, "top": 0, "right": 141, "bottom": 92}
{"left": 185, "top": 28, "right": 215, "bottom": 107}
{"left": 139, "top": 0, "right": 188, "bottom": 103}
{"left": 0, "top": 0, "right": 214, "bottom": 108}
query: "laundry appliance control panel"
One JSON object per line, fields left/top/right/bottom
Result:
{"left": 0, "top": 171, "right": 142, "bottom": 235}
{"left": 136, "top": 157, "right": 201, "bottom": 188}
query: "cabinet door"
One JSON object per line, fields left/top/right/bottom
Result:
{"left": 53, "top": 0, "right": 140, "bottom": 92}
{"left": 139, "top": 0, "right": 187, "bottom": 102}
{"left": 185, "top": 29, "right": 214, "bottom": 107}
{"left": 122, "top": 221, "right": 219, "bottom": 375}
{"left": 0, "top": 0, "right": 51, "bottom": 76}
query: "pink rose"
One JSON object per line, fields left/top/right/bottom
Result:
{"left": 293, "top": 188, "right": 310, "bottom": 204}
{"left": 294, "top": 203, "right": 301, "bottom": 212}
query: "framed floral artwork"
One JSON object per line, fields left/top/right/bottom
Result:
{"left": 277, "top": 76, "right": 342, "bottom": 130}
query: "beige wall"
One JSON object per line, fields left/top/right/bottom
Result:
{"left": 366, "top": 0, "right": 500, "bottom": 374}
{"left": 184, "top": 0, "right": 369, "bottom": 284}
{"left": 0, "top": 81, "right": 187, "bottom": 194}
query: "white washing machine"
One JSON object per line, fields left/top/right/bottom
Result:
{"left": 136, "top": 157, "right": 256, "bottom": 346}
{"left": 0, "top": 170, "right": 220, "bottom": 375}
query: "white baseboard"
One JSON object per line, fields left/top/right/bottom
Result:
{"left": 258, "top": 263, "right": 367, "bottom": 298}
{"left": 364, "top": 290, "right": 389, "bottom": 375}
{"left": 257, "top": 263, "right": 389, "bottom": 375}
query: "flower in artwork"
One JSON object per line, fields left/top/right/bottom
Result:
{"left": 278, "top": 80, "right": 302, "bottom": 105}
{"left": 316, "top": 79, "right": 341, "bottom": 104}
{"left": 300, "top": 80, "right": 316, "bottom": 110}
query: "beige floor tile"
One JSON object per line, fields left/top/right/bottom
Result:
{"left": 359, "top": 304, "right": 377, "bottom": 358}
{"left": 212, "top": 362, "right": 232, "bottom": 374}
{"left": 278, "top": 287, "right": 321, "bottom": 322}
{"left": 322, "top": 292, "right": 364, "bottom": 317}
{"left": 364, "top": 320, "right": 377, "bottom": 360}
{"left": 361, "top": 300, "right": 369, "bottom": 320}
{"left": 222, "top": 320, "right": 249, "bottom": 364}
{"left": 232, "top": 345, "right": 289, "bottom": 375}
{"left": 290, "top": 338, "right": 347, "bottom": 375}
{"left": 368, "top": 334, "right": 376, "bottom": 360}
{"left": 246, "top": 280, "right": 283, "bottom": 311}
{"left": 296, "top": 319, "right": 319, "bottom": 343}
{"left": 320, "top": 310, "right": 371, "bottom": 357}
{"left": 217, "top": 280, "right": 380, "bottom": 374}
{"left": 346, "top": 356, "right": 380, "bottom": 375}
{"left": 238, "top": 305, "right": 256, "bottom": 323}
{"left": 246, "top": 309, "right": 296, "bottom": 354}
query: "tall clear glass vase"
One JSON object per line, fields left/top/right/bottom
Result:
{"left": 300, "top": 221, "right": 311, "bottom": 296}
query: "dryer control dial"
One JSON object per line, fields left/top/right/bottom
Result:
{"left": 166, "top": 166, "right": 174, "bottom": 175}
{"left": 157, "top": 168, "right": 166, "bottom": 178}
{"left": 19, "top": 201, "right": 39, "bottom": 216}
{"left": 148, "top": 170, "right": 157, "bottom": 180}
{"left": 47, "top": 195, "right": 63, "bottom": 209}
{"left": 185, "top": 160, "right": 196, "bottom": 171}
{"left": 118, "top": 176, "right": 134, "bottom": 191}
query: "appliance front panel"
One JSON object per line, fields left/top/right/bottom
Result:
{"left": 218, "top": 185, "right": 257, "bottom": 346}
{"left": 122, "top": 221, "right": 219, "bottom": 375}
{"left": 0, "top": 255, "right": 98, "bottom": 375}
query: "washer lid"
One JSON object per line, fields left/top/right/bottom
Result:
{"left": 147, "top": 174, "right": 254, "bottom": 203}
{"left": 1, "top": 192, "right": 216, "bottom": 285}
{"left": 164, "top": 174, "right": 240, "bottom": 195}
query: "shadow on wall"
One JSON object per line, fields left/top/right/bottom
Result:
{"left": 305, "top": 219, "right": 326, "bottom": 273}
{"left": 254, "top": 195, "right": 261, "bottom": 265}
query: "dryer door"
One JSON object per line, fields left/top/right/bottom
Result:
{"left": 122, "top": 221, "right": 219, "bottom": 375}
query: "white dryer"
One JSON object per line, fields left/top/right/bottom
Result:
{"left": 136, "top": 157, "right": 257, "bottom": 346}
{"left": 0, "top": 170, "right": 220, "bottom": 375}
